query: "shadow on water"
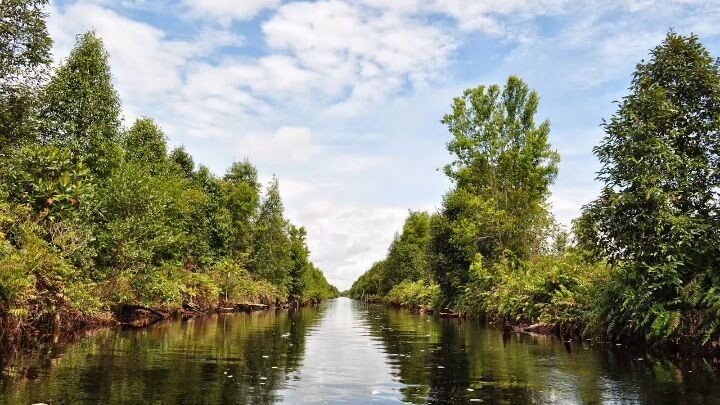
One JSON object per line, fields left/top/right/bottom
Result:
{"left": 2, "top": 298, "right": 720, "bottom": 404}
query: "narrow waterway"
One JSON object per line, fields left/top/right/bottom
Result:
{"left": 1, "top": 298, "right": 719, "bottom": 404}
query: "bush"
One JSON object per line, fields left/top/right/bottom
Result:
{"left": 386, "top": 279, "right": 441, "bottom": 309}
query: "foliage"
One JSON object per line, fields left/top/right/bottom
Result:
{"left": 352, "top": 33, "right": 720, "bottom": 351}
{"left": 577, "top": 32, "right": 720, "bottom": 345}
{"left": 0, "top": 0, "right": 52, "bottom": 152}
{"left": 385, "top": 280, "right": 440, "bottom": 309}
{"left": 0, "top": 13, "right": 336, "bottom": 336}
{"left": 38, "top": 31, "right": 122, "bottom": 177}
{"left": 430, "top": 76, "right": 559, "bottom": 302}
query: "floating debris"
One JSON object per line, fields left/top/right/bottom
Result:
{"left": 371, "top": 389, "right": 380, "bottom": 395}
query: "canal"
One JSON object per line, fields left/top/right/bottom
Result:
{"left": 1, "top": 298, "right": 719, "bottom": 404}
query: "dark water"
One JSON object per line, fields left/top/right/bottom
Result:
{"left": 1, "top": 298, "right": 720, "bottom": 404}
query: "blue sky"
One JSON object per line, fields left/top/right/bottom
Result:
{"left": 47, "top": 0, "right": 720, "bottom": 290}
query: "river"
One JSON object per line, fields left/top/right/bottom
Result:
{"left": 1, "top": 297, "right": 719, "bottom": 404}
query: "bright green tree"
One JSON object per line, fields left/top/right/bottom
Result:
{"left": 38, "top": 31, "right": 121, "bottom": 177}
{"left": 123, "top": 118, "right": 168, "bottom": 169}
{"left": 431, "top": 76, "right": 559, "bottom": 301}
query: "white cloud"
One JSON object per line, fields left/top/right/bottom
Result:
{"left": 236, "top": 126, "right": 321, "bottom": 163}
{"left": 47, "top": 1, "right": 242, "bottom": 115}
{"left": 262, "top": 0, "right": 456, "bottom": 116}
{"left": 183, "top": 0, "right": 280, "bottom": 24}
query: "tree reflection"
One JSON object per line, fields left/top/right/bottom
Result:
{"left": 0, "top": 307, "right": 324, "bottom": 404}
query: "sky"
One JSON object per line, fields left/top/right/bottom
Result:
{"left": 47, "top": 0, "right": 720, "bottom": 290}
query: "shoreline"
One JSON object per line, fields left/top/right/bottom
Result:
{"left": 363, "top": 299, "right": 720, "bottom": 359}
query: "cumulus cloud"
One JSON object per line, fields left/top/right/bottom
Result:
{"left": 236, "top": 126, "right": 321, "bottom": 163}
{"left": 183, "top": 0, "right": 280, "bottom": 24}
{"left": 263, "top": 0, "right": 456, "bottom": 115}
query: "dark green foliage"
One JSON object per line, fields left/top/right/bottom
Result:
{"left": 252, "top": 177, "right": 292, "bottom": 296}
{"left": 350, "top": 211, "right": 438, "bottom": 306}
{"left": 169, "top": 146, "right": 195, "bottom": 178}
{"left": 578, "top": 32, "right": 720, "bottom": 345}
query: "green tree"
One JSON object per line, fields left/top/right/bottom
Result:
{"left": 431, "top": 76, "right": 559, "bottom": 301}
{"left": 169, "top": 146, "right": 195, "bottom": 178}
{"left": 0, "top": 0, "right": 52, "bottom": 153}
{"left": 222, "top": 160, "right": 261, "bottom": 259}
{"left": 251, "top": 177, "right": 291, "bottom": 297}
{"left": 123, "top": 118, "right": 168, "bottom": 168}
{"left": 38, "top": 31, "right": 121, "bottom": 177}
{"left": 577, "top": 32, "right": 720, "bottom": 342}
{"left": 384, "top": 211, "right": 432, "bottom": 286}
{"left": 288, "top": 225, "right": 310, "bottom": 302}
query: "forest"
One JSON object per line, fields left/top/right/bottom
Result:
{"left": 0, "top": 0, "right": 337, "bottom": 340}
{"left": 349, "top": 31, "right": 720, "bottom": 352}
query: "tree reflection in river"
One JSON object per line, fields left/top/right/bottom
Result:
{"left": 0, "top": 307, "right": 324, "bottom": 404}
{"left": 362, "top": 303, "right": 720, "bottom": 404}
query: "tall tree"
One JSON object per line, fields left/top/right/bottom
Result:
{"left": 38, "top": 31, "right": 121, "bottom": 177}
{"left": 431, "top": 76, "right": 559, "bottom": 300}
{"left": 222, "top": 160, "right": 261, "bottom": 259}
{"left": 0, "top": 0, "right": 52, "bottom": 153}
{"left": 577, "top": 33, "right": 720, "bottom": 340}
{"left": 252, "top": 176, "right": 291, "bottom": 296}
{"left": 288, "top": 225, "right": 310, "bottom": 302}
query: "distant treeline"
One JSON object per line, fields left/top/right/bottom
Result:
{"left": 0, "top": 0, "right": 337, "bottom": 338}
{"left": 350, "top": 32, "right": 720, "bottom": 351}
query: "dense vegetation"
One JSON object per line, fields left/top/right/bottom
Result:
{"left": 351, "top": 32, "right": 720, "bottom": 351}
{"left": 0, "top": 0, "right": 337, "bottom": 339}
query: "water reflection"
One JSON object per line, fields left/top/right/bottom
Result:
{"left": 0, "top": 306, "right": 324, "bottom": 404}
{"left": 362, "top": 303, "right": 720, "bottom": 404}
{"left": 1, "top": 298, "right": 719, "bottom": 404}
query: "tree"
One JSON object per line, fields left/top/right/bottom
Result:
{"left": 431, "top": 76, "right": 559, "bottom": 300}
{"left": 222, "top": 160, "right": 261, "bottom": 259}
{"left": 577, "top": 33, "right": 720, "bottom": 341}
{"left": 0, "top": 0, "right": 52, "bottom": 153}
{"left": 170, "top": 146, "right": 195, "bottom": 178}
{"left": 38, "top": 31, "right": 121, "bottom": 177}
{"left": 123, "top": 118, "right": 168, "bottom": 168}
{"left": 288, "top": 225, "right": 309, "bottom": 302}
{"left": 251, "top": 177, "right": 292, "bottom": 296}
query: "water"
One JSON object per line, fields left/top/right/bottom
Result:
{"left": 1, "top": 298, "right": 719, "bottom": 404}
